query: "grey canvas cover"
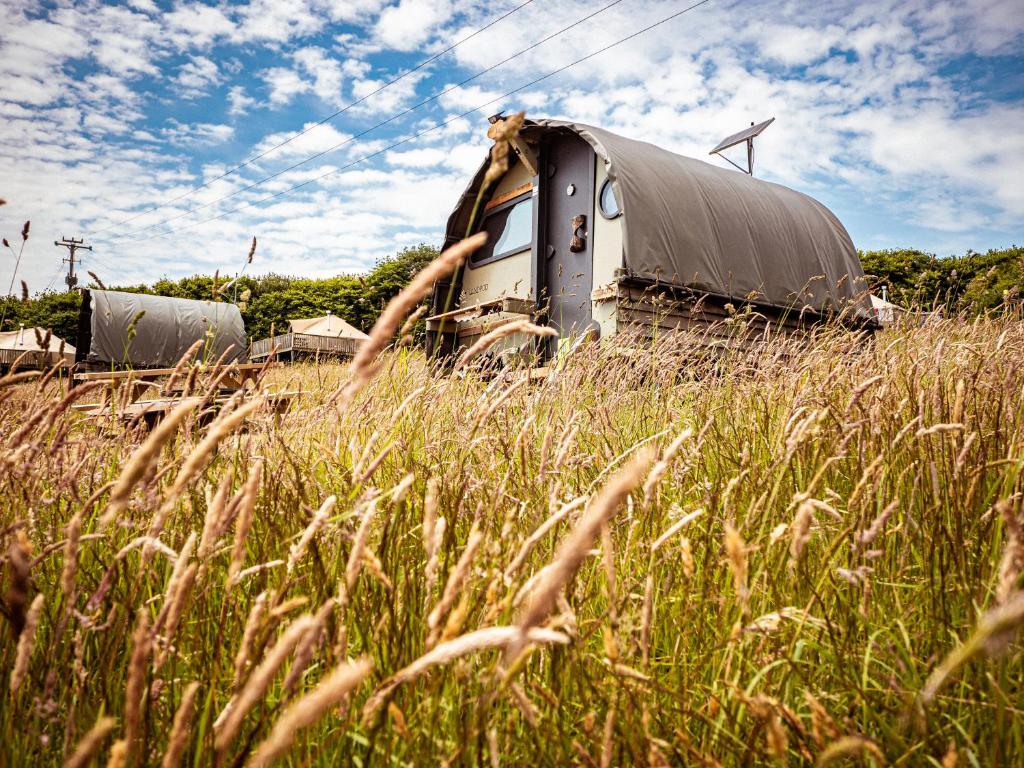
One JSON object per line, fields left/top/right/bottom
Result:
{"left": 444, "top": 119, "right": 871, "bottom": 318}
{"left": 84, "top": 290, "right": 245, "bottom": 368}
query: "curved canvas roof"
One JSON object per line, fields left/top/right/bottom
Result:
{"left": 83, "top": 290, "right": 245, "bottom": 368}
{"left": 445, "top": 119, "right": 871, "bottom": 318}
{"left": 288, "top": 314, "right": 369, "bottom": 340}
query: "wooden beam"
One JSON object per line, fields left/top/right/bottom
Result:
{"left": 510, "top": 136, "right": 539, "bottom": 176}
{"left": 484, "top": 182, "right": 533, "bottom": 212}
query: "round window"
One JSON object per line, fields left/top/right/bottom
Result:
{"left": 599, "top": 178, "right": 621, "bottom": 218}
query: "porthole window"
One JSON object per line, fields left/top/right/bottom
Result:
{"left": 598, "top": 178, "right": 621, "bottom": 219}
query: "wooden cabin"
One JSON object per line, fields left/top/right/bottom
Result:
{"left": 427, "top": 117, "right": 875, "bottom": 363}
{"left": 250, "top": 312, "right": 369, "bottom": 362}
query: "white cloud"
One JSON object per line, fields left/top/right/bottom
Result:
{"left": 759, "top": 24, "right": 844, "bottom": 66}
{"left": 165, "top": 2, "right": 235, "bottom": 48}
{"left": 262, "top": 67, "right": 312, "bottom": 106}
{"left": 375, "top": 0, "right": 451, "bottom": 50}
{"left": 227, "top": 85, "right": 256, "bottom": 116}
{"left": 177, "top": 56, "right": 222, "bottom": 98}
{"left": 293, "top": 47, "right": 347, "bottom": 105}
{"left": 252, "top": 123, "right": 354, "bottom": 159}
{"left": 234, "top": 0, "right": 327, "bottom": 43}
{"left": 162, "top": 120, "right": 235, "bottom": 146}
{"left": 385, "top": 147, "right": 448, "bottom": 167}
{"left": 349, "top": 69, "right": 426, "bottom": 115}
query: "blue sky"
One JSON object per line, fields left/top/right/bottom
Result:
{"left": 1, "top": 0, "right": 1022, "bottom": 292}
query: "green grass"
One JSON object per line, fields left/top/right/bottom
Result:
{"left": 1, "top": 314, "right": 1022, "bottom": 767}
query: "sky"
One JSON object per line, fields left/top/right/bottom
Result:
{"left": 1, "top": 0, "right": 1022, "bottom": 293}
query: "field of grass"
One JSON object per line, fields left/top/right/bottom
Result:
{"left": 1, "top": 306, "right": 1023, "bottom": 766}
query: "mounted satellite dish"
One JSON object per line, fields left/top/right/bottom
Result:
{"left": 709, "top": 117, "right": 775, "bottom": 177}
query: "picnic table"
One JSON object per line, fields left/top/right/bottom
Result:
{"left": 71, "top": 362, "right": 296, "bottom": 428}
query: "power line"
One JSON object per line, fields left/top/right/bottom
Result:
{"left": 98, "top": 0, "right": 628, "bottom": 244}
{"left": 89, "top": 0, "right": 537, "bottom": 237}
{"left": 101, "top": 0, "right": 715, "bottom": 250}
{"left": 54, "top": 236, "right": 92, "bottom": 290}
{"left": 41, "top": 264, "right": 65, "bottom": 294}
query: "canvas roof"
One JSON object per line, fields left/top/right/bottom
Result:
{"left": 0, "top": 327, "right": 75, "bottom": 354}
{"left": 82, "top": 290, "right": 245, "bottom": 368}
{"left": 289, "top": 314, "right": 369, "bottom": 340}
{"left": 445, "top": 118, "right": 872, "bottom": 319}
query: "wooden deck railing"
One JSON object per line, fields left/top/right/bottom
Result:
{"left": 250, "top": 333, "right": 364, "bottom": 360}
{"left": 0, "top": 348, "right": 74, "bottom": 369}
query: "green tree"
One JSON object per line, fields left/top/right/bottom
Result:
{"left": 0, "top": 290, "right": 82, "bottom": 343}
{"left": 858, "top": 245, "right": 1022, "bottom": 312}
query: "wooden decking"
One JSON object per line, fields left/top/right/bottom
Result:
{"left": 250, "top": 333, "right": 364, "bottom": 361}
{"left": 0, "top": 348, "right": 74, "bottom": 370}
{"left": 426, "top": 296, "right": 535, "bottom": 340}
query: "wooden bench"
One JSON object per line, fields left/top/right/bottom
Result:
{"left": 74, "top": 362, "right": 267, "bottom": 387}
{"left": 72, "top": 390, "right": 298, "bottom": 429}
{"left": 71, "top": 362, "right": 288, "bottom": 428}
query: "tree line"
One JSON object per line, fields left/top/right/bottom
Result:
{"left": 0, "top": 243, "right": 439, "bottom": 345}
{"left": 1, "top": 244, "right": 1020, "bottom": 346}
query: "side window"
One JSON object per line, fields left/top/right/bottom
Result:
{"left": 470, "top": 194, "right": 533, "bottom": 267}
{"left": 598, "top": 178, "right": 621, "bottom": 219}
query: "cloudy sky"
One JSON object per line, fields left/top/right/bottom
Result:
{"left": 1, "top": 0, "right": 1022, "bottom": 293}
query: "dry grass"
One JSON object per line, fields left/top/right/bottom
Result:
{"left": 1, "top": 308, "right": 1023, "bottom": 766}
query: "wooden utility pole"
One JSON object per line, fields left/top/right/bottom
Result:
{"left": 54, "top": 236, "right": 92, "bottom": 290}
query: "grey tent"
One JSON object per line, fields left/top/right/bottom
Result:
{"left": 76, "top": 289, "right": 246, "bottom": 369}
{"left": 429, "top": 117, "right": 873, "bottom": 360}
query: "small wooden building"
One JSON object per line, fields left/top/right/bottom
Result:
{"left": 0, "top": 325, "right": 76, "bottom": 370}
{"left": 250, "top": 312, "right": 369, "bottom": 361}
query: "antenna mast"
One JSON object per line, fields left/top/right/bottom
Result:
{"left": 709, "top": 117, "right": 775, "bottom": 176}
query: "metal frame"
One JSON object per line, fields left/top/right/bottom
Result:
{"left": 597, "top": 177, "right": 623, "bottom": 219}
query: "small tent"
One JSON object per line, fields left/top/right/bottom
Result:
{"left": 288, "top": 313, "right": 370, "bottom": 341}
{"left": 250, "top": 312, "right": 369, "bottom": 361}
{"left": 0, "top": 325, "right": 76, "bottom": 370}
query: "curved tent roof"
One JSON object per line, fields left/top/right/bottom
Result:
{"left": 445, "top": 119, "right": 871, "bottom": 318}
{"left": 288, "top": 314, "right": 369, "bottom": 340}
{"left": 81, "top": 290, "right": 245, "bottom": 368}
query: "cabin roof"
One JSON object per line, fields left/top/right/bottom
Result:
{"left": 446, "top": 118, "right": 871, "bottom": 318}
{"left": 288, "top": 314, "right": 369, "bottom": 340}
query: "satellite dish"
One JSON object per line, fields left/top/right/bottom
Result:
{"left": 709, "top": 117, "right": 775, "bottom": 177}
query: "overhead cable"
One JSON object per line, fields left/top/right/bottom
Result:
{"left": 98, "top": 0, "right": 629, "bottom": 242}
{"left": 89, "top": 0, "right": 538, "bottom": 236}
{"left": 103, "top": 0, "right": 714, "bottom": 248}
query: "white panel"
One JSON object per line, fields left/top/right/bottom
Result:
{"left": 460, "top": 162, "right": 535, "bottom": 306}
{"left": 591, "top": 157, "right": 624, "bottom": 338}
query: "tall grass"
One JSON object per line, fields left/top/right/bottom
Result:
{"left": 1, "top": 309, "right": 1023, "bottom": 766}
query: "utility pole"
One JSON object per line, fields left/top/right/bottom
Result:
{"left": 54, "top": 236, "right": 92, "bottom": 290}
